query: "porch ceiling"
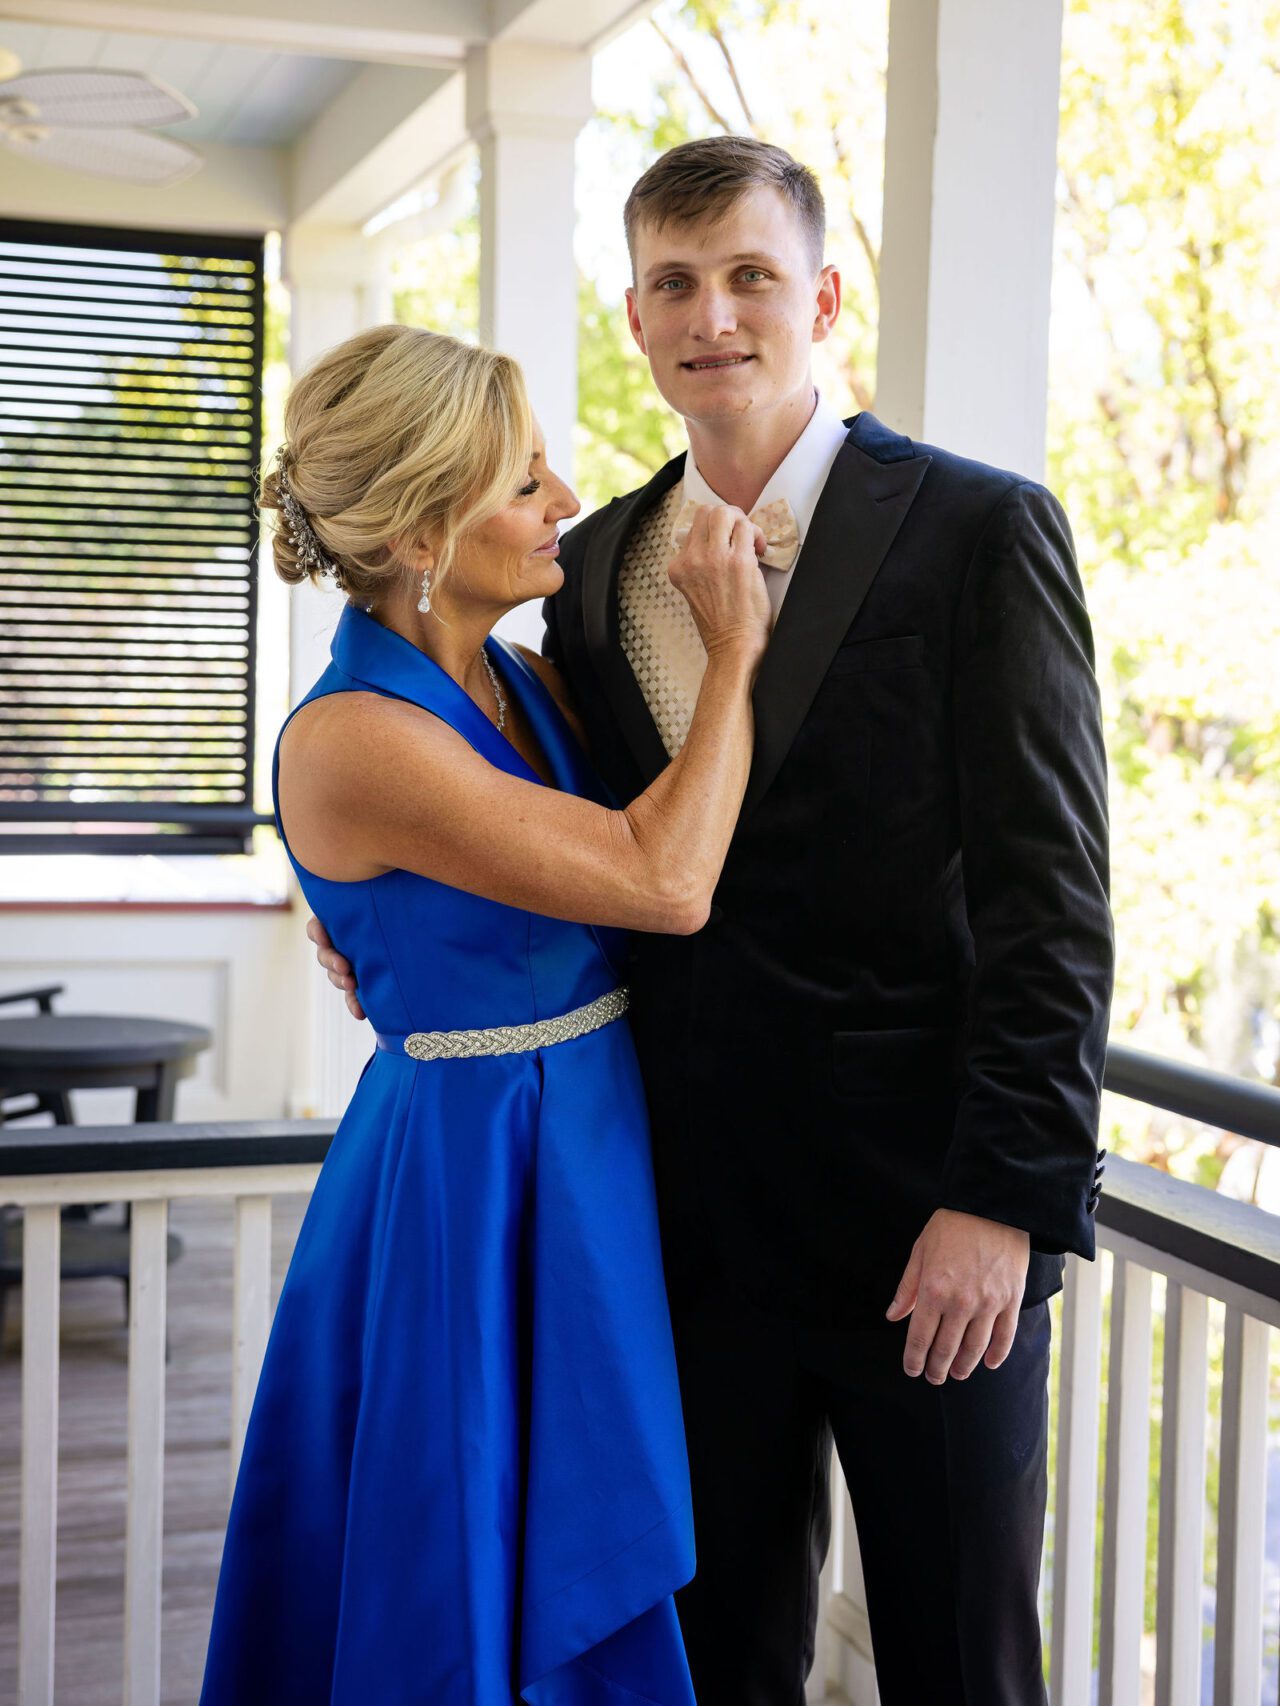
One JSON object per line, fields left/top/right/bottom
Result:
{"left": 0, "top": 0, "right": 648, "bottom": 232}
{"left": 0, "top": 19, "right": 361, "bottom": 147}
{"left": 0, "top": 0, "right": 647, "bottom": 65}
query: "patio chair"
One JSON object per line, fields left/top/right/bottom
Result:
{"left": 0, "top": 985, "right": 190, "bottom": 1354}
{"left": 0, "top": 983, "right": 71, "bottom": 1124}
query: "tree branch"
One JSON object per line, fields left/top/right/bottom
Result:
{"left": 706, "top": 17, "right": 756, "bottom": 132}
{"left": 846, "top": 364, "right": 874, "bottom": 412}
{"left": 829, "top": 121, "right": 880, "bottom": 293}
{"left": 1186, "top": 239, "right": 1243, "bottom": 521}
{"left": 649, "top": 17, "right": 735, "bottom": 135}
{"left": 1058, "top": 170, "right": 1151, "bottom": 507}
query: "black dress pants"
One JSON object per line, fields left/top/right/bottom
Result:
{"left": 670, "top": 1281, "right": 1052, "bottom": 1705}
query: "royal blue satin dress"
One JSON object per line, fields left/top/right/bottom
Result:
{"left": 200, "top": 604, "right": 696, "bottom": 1705}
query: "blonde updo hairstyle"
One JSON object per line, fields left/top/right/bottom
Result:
{"left": 260, "top": 324, "right": 534, "bottom": 604}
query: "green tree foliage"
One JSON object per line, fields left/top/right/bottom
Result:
{"left": 576, "top": 272, "right": 686, "bottom": 500}
{"left": 390, "top": 176, "right": 481, "bottom": 344}
{"left": 1050, "top": 0, "right": 1280, "bottom": 1184}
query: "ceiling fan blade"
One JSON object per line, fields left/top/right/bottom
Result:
{"left": 0, "top": 69, "right": 195, "bottom": 130}
{"left": 0, "top": 125, "right": 202, "bottom": 187}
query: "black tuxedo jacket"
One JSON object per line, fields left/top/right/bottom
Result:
{"left": 544, "top": 412, "right": 1114, "bottom": 1326}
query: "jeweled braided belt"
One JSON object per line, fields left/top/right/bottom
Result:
{"left": 376, "top": 986, "right": 629, "bottom": 1063}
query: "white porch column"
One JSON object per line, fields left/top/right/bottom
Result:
{"left": 284, "top": 225, "right": 393, "bottom": 381}
{"left": 876, "top": 0, "right": 1065, "bottom": 478}
{"left": 466, "top": 42, "right": 592, "bottom": 480}
{"left": 280, "top": 224, "right": 389, "bottom": 1117}
{"left": 281, "top": 225, "right": 393, "bottom": 698}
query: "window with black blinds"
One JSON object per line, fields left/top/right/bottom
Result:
{"left": 0, "top": 217, "right": 268, "bottom": 854}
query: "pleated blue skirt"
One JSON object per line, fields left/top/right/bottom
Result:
{"left": 200, "top": 1022, "right": 696, "bottom": 1704}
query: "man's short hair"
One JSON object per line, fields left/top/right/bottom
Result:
{"left": 624, "top": 135, "right": 826, "bottom": 276}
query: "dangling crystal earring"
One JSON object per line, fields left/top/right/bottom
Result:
{"left": 417, "top": 565, "right": 431, "bottom": 615}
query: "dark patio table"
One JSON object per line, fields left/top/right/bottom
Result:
{"left": 0, "top": 1014, "right": 212, "bottom": 1338}
{"left": 0, "top": 1014, "right": 212, "bottom": 1121}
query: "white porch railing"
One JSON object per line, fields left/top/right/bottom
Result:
{"left": 813, "top": 1048, "right": 1280, "bottom": 1705}
{"left": 2, "top": 1122, "right": 327, "bottom": 1706}
{"left": 3, "top": 1047, "right": 1279, "bottom": 1706}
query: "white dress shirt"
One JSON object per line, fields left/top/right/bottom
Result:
{"left": 617, "top": 393, "right": 851, "bottom": 756}
{"left": 681, "top": 390, "right": 850, "bottom": 621}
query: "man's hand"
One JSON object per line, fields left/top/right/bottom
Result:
{"left": 885, "top": 1208, "right": 1030, "bottom": 1383}
{"left": 306, "top": 916, "right": 366, "bottom": 1023}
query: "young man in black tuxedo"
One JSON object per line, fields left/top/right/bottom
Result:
{"left": 313, "top": 136, "right": 1113, "bottom": 1703}
{"left": 542, "top": 138, "right": 1113, "bottom": 1704}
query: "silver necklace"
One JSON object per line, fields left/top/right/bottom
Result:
{"left": 479, "top": 647, "right": 507, "bottom": 734}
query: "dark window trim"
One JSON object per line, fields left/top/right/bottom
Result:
{"left": 0, "top": 216, "right": 266, "bottom": 855}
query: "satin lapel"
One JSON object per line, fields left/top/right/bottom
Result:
{"left": 741, "top": 429, "right": 932, "bottom": 822}
{"left": 580, "top": 457, "right": 685, "bottom": 788}
{"left": 330, "top": 604, "right": 540, "bottom": 783}
{"left": 490, "top": 639, "right": 608, "bottom": 802}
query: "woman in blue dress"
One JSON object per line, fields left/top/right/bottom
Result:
{"left": 199, "top": 324, "right": 771, "bottom": 1704}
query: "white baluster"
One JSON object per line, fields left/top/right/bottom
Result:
{"left": 826, "top": 1486, "right": 879, "bottom": 1705}
{"left": 1098, "top": 1258, "right": 1154, "bottom": 1706}
{"left": 1154, "top": 1281, "right": 1208, "bottom": 1706}
{"left": 230, "top": 1194, "right": 273, "bottom": 1495}
{"left": 18, "top": 1204, "right": 60, "bottom": 1706}
{"left": 1051, "top": 1251, "right": 1105, "bottom": 1706}
{"left": 829, "top": 1449, "right": 849, "bottom": 1599}
{"left": 124, "top": 1198, "right": 168, "bottom": 1706}
{"left": 1213, "top": 1306, "right": 1269, "bottom": 1706}
{"left": 807, "top": 1442, "right": 836, "bottom": 1702}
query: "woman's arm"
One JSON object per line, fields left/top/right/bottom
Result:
{"left": 282, "top": 505, "right": 769, "bottom": 936}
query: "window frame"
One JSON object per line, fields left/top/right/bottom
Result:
{"left": 0, "top": 216, "right": 271, "bottom": 856}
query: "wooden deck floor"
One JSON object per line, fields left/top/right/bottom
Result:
{"left": 0, "top": 1191, "right": 309, "bottom": 1706}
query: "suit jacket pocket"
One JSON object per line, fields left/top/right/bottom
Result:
{"left": 826, "top": 633, "right": 925, "bottom": 676}
{"left": 831, "top": 1025, "right": 957, "bottom": 1100}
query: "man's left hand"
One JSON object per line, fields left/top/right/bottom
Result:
{"left": 885, "top": 1208, "right": 1030, "bottom": 1382}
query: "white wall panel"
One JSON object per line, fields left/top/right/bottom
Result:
{"left": 0, "top": 908, "right": 301, "bottom": 1123}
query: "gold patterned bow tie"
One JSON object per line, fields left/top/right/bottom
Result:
{"left": 671, "top": 496, "right": 801, "bottom": 572}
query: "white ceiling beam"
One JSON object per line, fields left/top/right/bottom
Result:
{"left": 0, "top": 140, "right": 287, "bottom": 232}
{"left": 490, "top": 0, "right": 656, "bottom": 52}
{"left": 289, "top": 63, "right": 464, "bottom": 227}
{"left": 0, "top": 0, "right": 480, "bottom": 66}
